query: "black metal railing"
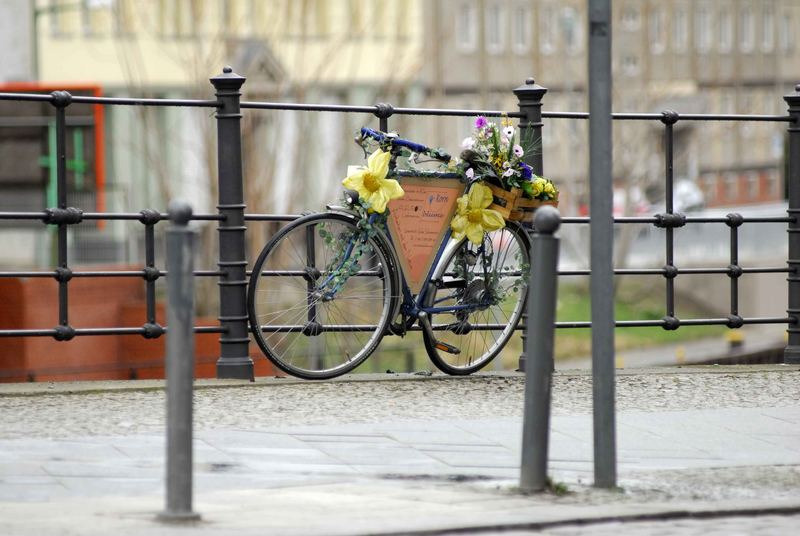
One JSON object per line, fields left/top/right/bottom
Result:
{"left": 0, "top": 68, "right": 798, "bottom": 380}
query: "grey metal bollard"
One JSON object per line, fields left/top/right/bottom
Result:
{"left": 588, "top": 0, "right": 618, "bottom": 489}
{"left": 158, "top": 200, "right": 201, "bottom": 522}
{"left": 519, "top": 206, "right": 561, "bottom": 492}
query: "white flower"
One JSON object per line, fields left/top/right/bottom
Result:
{"left": 503, "top": 126, "right": 515, "bottom": 137}
{"left": 461, "top": 136, "right": 476, "bottom": 149}
{"left": 503, "top": 168, "right": 516, "bottom": 177}
{"left": 513, "top": 144, "right": 524, "bottom": 157}
{"left": 465, "top": 167, "right": 475, "bottom": 179}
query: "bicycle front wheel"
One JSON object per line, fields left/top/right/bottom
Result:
{"left": 422, "top": 222, "right": 531, "bottom": 375}
{"left": 248, "top": 212, "right": 398, "bottom": 379}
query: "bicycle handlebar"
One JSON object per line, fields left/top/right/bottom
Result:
{"left": 359, "top": 127, "right": 451, "bottom": 163}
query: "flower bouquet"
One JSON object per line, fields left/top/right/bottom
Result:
{"left": 459, "top": 116, "right": 558, "bottom": 223}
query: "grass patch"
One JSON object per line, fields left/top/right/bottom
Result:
{"left": 355, "top": 277, "right": 727, "bottom": 373}
{"left": 553, "top": 278, "right": 726, "bottom": 360}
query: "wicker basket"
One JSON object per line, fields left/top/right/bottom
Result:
{"left": 486, "top": 182, "right": 559, "bottom": 223}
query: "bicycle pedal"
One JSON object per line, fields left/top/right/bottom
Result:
{"left": 418, "top": 311, "right": 461, "bottom": 355}
{"left": 434, "top": 341, "right": 461, "bottom": 355}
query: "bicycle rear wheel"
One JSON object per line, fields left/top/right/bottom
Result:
{"left": 422, "top": 222, "right": 530, "bottom": 375}
{"left": 248, "top": 212, "right": 398, "bottom": 379}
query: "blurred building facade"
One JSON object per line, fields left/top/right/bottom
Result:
{"left": 424, "top": 0, "right": 800, "bottom": 214}
{"left": 1, "top": 0, "right": 799, "bottom": 268}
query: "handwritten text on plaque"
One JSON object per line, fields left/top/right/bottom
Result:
{"left": 387, "top": 177, "right": 464, "bottom": 294}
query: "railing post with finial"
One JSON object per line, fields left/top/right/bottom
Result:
{"left": 514, "top": 78, "right": 548, "bottom": 372}
{"left": 785, "top": 84, "right": 800, "bottom": 364}
{"left": 210, "top": 67, "right": 253, "bottom": 380}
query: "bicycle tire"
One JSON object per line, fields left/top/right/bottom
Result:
{"left": 248, "top": 212, "right": 399, "bottom": 379}
{"left": 422, "top": 221, "right": 531, "bottom": 375}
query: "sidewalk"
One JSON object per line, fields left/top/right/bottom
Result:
{"left": 1, "top": 365, "right": 800, "bottom": 535}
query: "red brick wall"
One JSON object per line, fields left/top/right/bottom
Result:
{"left": 0, "top": 276, "right": 274, "bottom": 382}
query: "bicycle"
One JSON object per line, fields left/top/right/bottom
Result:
{"left": 247, "top": 127, "right": 532, "bottom": 379}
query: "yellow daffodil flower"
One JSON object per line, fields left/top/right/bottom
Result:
{"left": 342, "top": 149, "right": 404, "bottom": 213}
{"left": 531, "top": 177, "right": 547, "bottom": 197}
{"left": 450, "top": 183, "right": 506, "bottom": 245}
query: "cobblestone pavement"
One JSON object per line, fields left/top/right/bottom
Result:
{"left": 2, "top": 367, "right": 798, "bottom": 439}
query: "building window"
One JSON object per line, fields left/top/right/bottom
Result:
{"left": 746, "top": 172, "right": 760, "bottom": 200}
{"left": 761, "top": 3, "right": 775, "bottom": 52}
{"left": 455, "top": 1, "right": 478, "bottom": 52}
{"left": 740, "top": 6, "right": 755, "bottom": 52}
{"left": 561, "top": 6, "right": 581, "bottom": 54}
{"left": 621, "top": 3, "right": 640, "bottom": 31}
{"left": 81, "top": 0, "right": 113, "bottom": 37}
{"left": 695, "top": 7, "right": 711, "bottom": 53}
{"left": 780, "top": 12, "right": 794, "bottom": 52}
{"left": 672, "top": 8, "right": 688, "bottom": 52}
{"left": 768, "top": 170, "right": 782, "bottom": 198}
{"left": 649, "top": 6, "right": 666, "bottom": 54}
{"left": 725, "top": 174, "right": 739, "bottom": 201}
{"left": 511, "top": 4, "right": 531, "bottom": 54}
{"left": 703, "top": 176, "right": 717, "bottom": 203}
{"left": 719, "top": 9, "right": 733, "bottom": 53}
{"left": 113, "top": 0, "right": 134, "bottom": 35}
{"left": 621, "top": 54, "right": 640, "bottom": 76}
{"left": 485, "top": 2, "right": 505, "bottom": 54}
{"left": 539, "top": 5, "right": 556, "bottom": 55}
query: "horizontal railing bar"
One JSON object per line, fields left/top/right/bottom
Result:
{"left": 555, "top": 316, "right": 792, "bottom": 329}
{"left": 0, "top": 91, "right": 789, "bottom": 123}
{"left": 244, "top": 214, "right": 302, "bottom": 221}
{"left": 544, "top": 111, "right": 792, "bottom": 122}
{"left": 559, "top": 216, "right": 792, "bottom": 225}
{"left": 0, "top": 92, "right": 220, "bottom": 107}
{"left": 240, "top": 100, "right": 523, "bottom": 118}
{"left": 0, "top": 270, "right": 224, "bottom": 278}
{"left": 4, "top": 266, "right": 785, "bottom": 280}
{"left": 1, "top": 212, "right": 786, "bottom": 226}
{"left": 0, "top": 92, "right": 56, "bottom": 102}
{"left": 0, "top": 212, "right": 223, "bottom": 222}
{"left": 82, "top": 212, "right": 224, "bottom": 221}
{"left": 685, "top": 216, "right": 793, "bottom": 223}
{"left": 0, "top": 325, "right": 225, "bottom": 337}
{"left": 1, "top": 314, "right": 789, "bottom": 338}
{"left": 559, "top": 267, "right": 790, "bottom": 276}
{"left": 70, "top": 96, "right": 220, "bottom": 107}
{"left": 249, "top": 270, "right": 382, "bottom": 277}
{"left": 0, "top": 212, "right": 48, "bottom": 220}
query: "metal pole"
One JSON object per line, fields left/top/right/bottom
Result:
{"left": 210, "top": 67, "right": 253, "bottom": 380}
{"left": 785, "top": 85, "right": 800, "bottom": 364}
{"left": 588, "top": 0, "right": 617, "bottom": 488}
{"left": 514, "top": 78, "right": 548, "bottom": 372}
{"left": 520, "top": 206, "right": 561, "bottom": 492}
{"left": 159, "top": 200, "right": 200, "bottom": 523}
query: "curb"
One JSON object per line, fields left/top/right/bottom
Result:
{"left": 373, "top": 504, "right": 800, "bottom": 536}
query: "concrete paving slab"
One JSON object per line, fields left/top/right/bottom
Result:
{"left": 1, "top": 368, "right": 799, "bottom": 535}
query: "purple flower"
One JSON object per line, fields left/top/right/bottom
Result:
{"left": 513, "top": 144, "right": 524, "bottom": 157}
{"left": 474, "top": 116, "right": 488, "bottom": 129}
{"left": 520, "top": 162, "right": 533, "bottom": 179}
